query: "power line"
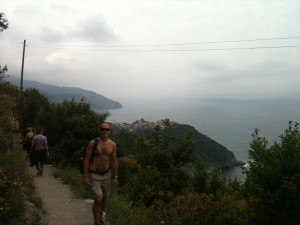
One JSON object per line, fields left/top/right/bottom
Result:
{"left": 27, "top": 45, "right": 300, "bottom": 52}
{"left": 0, "top": 45, "right": 22, "bottom": 51}
{"left": 0, "top": 44, "right": 21, "bottom": 48}
{"left": 1, "top": 36, "right": 299, "bottom": 53}
{"left": 28, "top": 36, "right": 300, "bottom": 48}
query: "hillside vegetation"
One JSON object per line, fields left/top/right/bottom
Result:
{"left": 111, "top": 119, "right": 243, "bottom": 169}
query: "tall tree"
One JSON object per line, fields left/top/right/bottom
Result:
{"left": 0, "top": 65, "right": 8, "bottom": 81}
{"left": 0, "top": 12, "right": 9, "bottom": 81}
{"left": 22, "top": 88, "right": 50, "bottom": 127}
{"left": 245, "top": 121, "right": 300, "bottom": 225}
{"left": 45, "top": 98, "right": 106, "bottom": 166}
{"left": 0, "top": 12, "right": 9, "bottom": 32}
{"left": 0, "top": 12, "right": 12, "bottom": 150}
{"left": 120, "top": 125, "right": 196, "bottom": 206}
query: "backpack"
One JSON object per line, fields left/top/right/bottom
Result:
{"left": 79, "top": 138, "right": 98, "bottom": 174}
{"left": 23, "top": 137, "right": 32, "bottom": 150}
{"left": 23, "top": 134, "right": 35, "bottom": 151}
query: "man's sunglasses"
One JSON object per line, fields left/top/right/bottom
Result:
{"left": 100, "top": 128, "right": 110, "bottom": 132}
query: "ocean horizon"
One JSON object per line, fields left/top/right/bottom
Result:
{"left": 107, "top": 97, "right": 300, "bottom": 180}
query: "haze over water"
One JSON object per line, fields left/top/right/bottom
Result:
{"left": 107, "top": 97, "right": 300, "bottom": 180}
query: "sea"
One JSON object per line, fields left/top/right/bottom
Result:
{"left": 106, "top": 97, "right": 300, "bottom": 181}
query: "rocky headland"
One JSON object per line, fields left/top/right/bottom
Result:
{"left": 111, "top": 118, "right": 244, "bottom": 170}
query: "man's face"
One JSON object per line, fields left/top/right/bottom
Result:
{"left": 99, "top": 123, "right": 110, "bottom": 137}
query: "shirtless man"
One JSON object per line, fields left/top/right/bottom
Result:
{"left": 82, "top": 122, "right": 118, "bottom": 225}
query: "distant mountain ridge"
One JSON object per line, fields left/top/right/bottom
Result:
{"left": 7, "top": 75, "right": 122, "bottom": 110}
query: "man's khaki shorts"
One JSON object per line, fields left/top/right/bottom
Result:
{"left": 88, "top": 170, "right": 111, "bottom": 198}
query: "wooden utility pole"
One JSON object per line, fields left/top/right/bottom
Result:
{"left": 20, "top": 39, "right": 26, "bottom": 130}
{"left": 20, "top": 39, "right": 26, "bottom": 92}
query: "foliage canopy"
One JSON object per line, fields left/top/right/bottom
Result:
{"left": 0, "top": 12, "right": 9, "bottom": 32}
{"left": 245, "top": 121, "right": 300, "bottom": 225}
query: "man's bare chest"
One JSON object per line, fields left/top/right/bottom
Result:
{"left": 96, "top": 142, "right": 113, "bottom": 156}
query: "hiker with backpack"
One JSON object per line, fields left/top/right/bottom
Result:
{"left": 82, "top": 122, "right": 118, "bottom": 225}
{"left": 32, "top": 128, "right": 49, "bottom": 176}
{"left": 23, "top": 127, "right": 35, "bottom": 166}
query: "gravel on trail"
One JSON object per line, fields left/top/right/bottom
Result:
{"left": 29, "top": 165, "right": 95, "bottom": 225}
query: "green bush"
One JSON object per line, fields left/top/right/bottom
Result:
{"left": 0, "top": 119, "right": 13, "bottom": 152}
{"left": 150, "top": 192, "right": 248, "bottom": 225}
{"left": 245, "top": 121, "right": 300, "bottom": 225}
{"left": 106, "top": 191, "right": 155, "bottom": 225}
{"left": 0, "top": 148, "right": 37, "bottom": 225}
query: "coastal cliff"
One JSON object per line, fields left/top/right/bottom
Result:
{"left": 111, "top": 119, "right": 244, "bottom": 169}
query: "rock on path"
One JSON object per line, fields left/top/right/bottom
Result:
{"left": 29, "top": 165, "right": 94, "bottom": 225}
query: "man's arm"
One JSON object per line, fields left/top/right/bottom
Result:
{"left": 44, "top": 138, "right": 49, "bottom": 157}
{"left": 82, "top": 140, "right": 94, "bottom": 185}
{"left": 44, "top": 137, "right": 49, "bottom": 152}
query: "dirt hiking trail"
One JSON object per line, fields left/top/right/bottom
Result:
{"left": 29, "top": 165, "right": 95, "bottom": 225}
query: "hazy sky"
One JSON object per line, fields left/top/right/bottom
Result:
{"left": 1, "top": 0, "right": 299, "bottom": 101}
